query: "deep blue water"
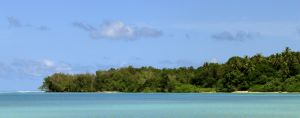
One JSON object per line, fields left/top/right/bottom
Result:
{"left": 0, "top": 93, "right": 300, "bottom": 118}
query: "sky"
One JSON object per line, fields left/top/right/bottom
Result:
{"left": 1, "top": 0, "right": 300, "bottom": 91}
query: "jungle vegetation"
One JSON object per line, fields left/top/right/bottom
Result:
{"left": 40, "top": 47, "right": 300, "bottom": 92}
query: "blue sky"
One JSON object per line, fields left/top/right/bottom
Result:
{"left": 1, "top": 0, "right": 300, "bottom": 91}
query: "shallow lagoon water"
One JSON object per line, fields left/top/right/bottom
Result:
{"left": 0, "top": 93, "right": 300, "bottom": 118}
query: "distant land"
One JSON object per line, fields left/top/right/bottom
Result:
{"left": 40, "top": 47, "right": 300, "bottom": 93}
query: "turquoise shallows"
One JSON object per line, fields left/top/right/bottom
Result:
{"left": 0, "top": 93, "right": 299, "bottom": 118}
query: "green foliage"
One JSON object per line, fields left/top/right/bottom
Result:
{"left": 41, "top": 47, "right": 300, "bottom": 92}
{"left": 174, "top": 84, "right": 215, "bottom": 93}
{"left": 284, "top": 75, "right": 300, "bottom": 92}
{"left": 174, "top": 84, "right": 199, "bottom": 93}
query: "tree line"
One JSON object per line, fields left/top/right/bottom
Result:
{"left": 40, "top": 47, "right": 300, "bottom": 92}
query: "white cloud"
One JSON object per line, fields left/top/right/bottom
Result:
{"left": 42, "top": 59, "right": 55, "bottom": 67}
{"left": 0, "top": 59, "right": 75, "bottom": 79}
{"left": 0, "top": 58, "right": 150, "bottom": 80}
{"left": 74, "top": 21, "right": 163, "bottom": 40}
{"left": 92, "top": 21, "right": 135, "bottom": 39}
{"left": 11, "top": 59, "right": 73, "bottom": 77}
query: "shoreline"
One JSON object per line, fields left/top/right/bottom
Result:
{"left": 3, "top": 90, "right": 300, "bottom": 94}
{"left": 39, "top": 91, "right": 300, "bottom": 94}
{"left": 231, "top": 91, "right": 300, "bottom": 94}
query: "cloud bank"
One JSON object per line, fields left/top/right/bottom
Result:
{"left": 9, "top": 59, "right": 72, "bottom": 78}
{"left": 0, "top": 59, "right": 98, "bottom": 80}
{"left": 211, "top": 31, "right": 260, "bottom": 41}
{"left": 0, "top": 59, "right": 145, "bottom": 80}
{"left": 73, "top": 21, "right": 163, "bottom": 40}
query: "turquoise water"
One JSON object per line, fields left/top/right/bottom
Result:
{"left": 0, "top": 93, "right": 300, "bottom": 118}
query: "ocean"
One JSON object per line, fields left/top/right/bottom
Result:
{"left": 0, "top": 93, "right": 299, "bottom": 118}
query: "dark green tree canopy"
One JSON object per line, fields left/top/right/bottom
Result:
{"left": 41, "top": 47, "right": 300, "bottom": 92}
